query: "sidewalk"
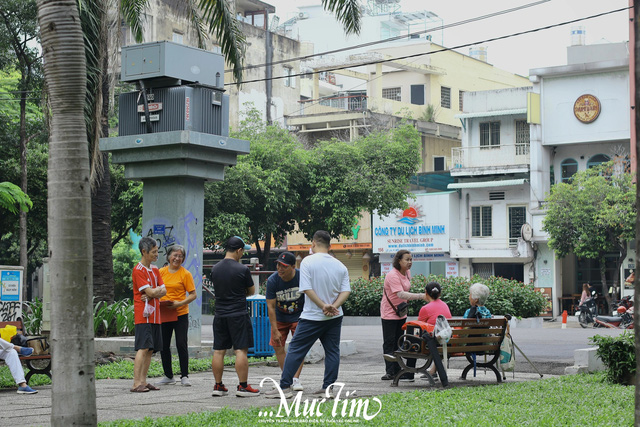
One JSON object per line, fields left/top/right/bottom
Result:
{"left": 2, "top": 321, "right": 559, "bottom": 426}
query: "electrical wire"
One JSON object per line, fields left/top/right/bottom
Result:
{"left": 225, "top": 0, "right": 552, "bottom": 73}
{"left": 268, "top": 5, "right": 631, "bottom": 122}
{"left": 227, "top": 6, "right": 631, "bottom": 87}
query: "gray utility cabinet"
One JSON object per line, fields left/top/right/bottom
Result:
{"left": 119, "top": 85, "right": 230, "bottom": 136}
{"left": 121, "top": 41, "right": 224, "bottom": 89}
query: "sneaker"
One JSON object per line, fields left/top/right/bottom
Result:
{"left": 17, "top": 385, "right": 37, "bottom": 394}
{"left": 381, "top": 373, "right": 394, "bottom": 381}
{"left": 157, "top": 376, "right": 176, "bottom": 385}
{"left": 19, "top": 347, "right": 33, "bottom": 357}
{"left": 265, "top": 386, "right": 293, "bottom": 399}
{"left": 313, "top": 387, "right": 335, "bottom": 399}
{"left": 180, "top": 377, "right": 191, "bottom": 387}
{"left": 292, "top": 378, "right": 304, "bottom": 391}
{"left": 212, "top": 383, "right": 228, "bottom": 397}
{"left": 236, "top": 384, "right": 260, "bottom": 397}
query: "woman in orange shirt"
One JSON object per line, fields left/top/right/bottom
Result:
{"left": 157, "top": 245, "right": 197, "bottom": 386}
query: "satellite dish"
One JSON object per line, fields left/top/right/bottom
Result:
{"left": 521, "top": 223, "right": 533, "bottom": 241}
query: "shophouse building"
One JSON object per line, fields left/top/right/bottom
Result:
{"left": 528, "top": 41, "right": 632, "bottom": 315}
{"left": 441, "top": 41, "right": 631, "bottom": 316}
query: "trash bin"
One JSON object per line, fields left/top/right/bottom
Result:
{"left": 247, "top": 295, "right": 274, "bottom": 357}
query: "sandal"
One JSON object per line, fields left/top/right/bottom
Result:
{"left": 145, "top": 383, "right": 160, "bottom": 391}
{"left": 130, "top": 385, "right": 149, "bottom": 393}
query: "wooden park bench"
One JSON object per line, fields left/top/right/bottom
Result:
{"left": 0, "top": 320, "right": 51, "bottom": 384}
{"left": 387, "top": 316, "right": 508, "bottom": 387}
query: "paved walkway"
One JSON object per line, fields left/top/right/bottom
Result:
{"left": 1, "top": 320, "right": 581, "bottom": 426}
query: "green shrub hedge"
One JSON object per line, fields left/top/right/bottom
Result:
{"left": 342, "top": 274, "right": 547, "bottom": 318}
{"left": 590, "top": 332, "right": 635, "bottom": 384}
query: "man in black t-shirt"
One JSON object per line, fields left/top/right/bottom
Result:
{"left": 266, "top": 251, "right": 305, "bottom": 391}
{"left": 209, "top": 236, "right": 259, "bottom": 397}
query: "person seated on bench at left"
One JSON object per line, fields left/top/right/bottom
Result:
{"left": 0, "top": 337, "right": 37, "bottom": 394}
{"left": 417, "top": 281, "right": 451, "bottom": 380}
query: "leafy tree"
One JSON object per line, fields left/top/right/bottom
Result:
{"left": 204, "top": 109, "right": 421, "bottom": 265}
{"left": 0, "top": 87, "right": 48, "bottom": 278}
{"left": 0, "top": 181, "right": 32, "bottom": 214}
{"left": 205, "top": 107, "right": 305, "bottom": 262}
{"left": 543, "top": 160, "right": 635, "bottom": 308}
{"left": 0, "top": 0, "right": 43, "bottom": 273}
{"left": 296, "top": 121, "right": 422, "bottom": 239}
{"left": 110, "top": 161, "right": 142, "bottom": 248}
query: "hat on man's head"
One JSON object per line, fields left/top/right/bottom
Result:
{"left": 276, "top": 252, "right": 296, "bottom": 267}
{"left": 226, "top": 236, "right": 251, "bottom": 251}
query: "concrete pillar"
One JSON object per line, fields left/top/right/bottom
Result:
{"left": 100, "top": 130, "right": 250, "bottom": 347}
{"left": 142, "top": 177, "right": 204, "bottom": 345}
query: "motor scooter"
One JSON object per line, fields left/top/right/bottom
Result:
{"left": 576, "top": 291, "right": 598, "bottom": 328}
{"left": 594, "top": 306, "right": 634, "bottom": 329}
{"left": 610, "top": 295, "right": 633, "bottom": 316}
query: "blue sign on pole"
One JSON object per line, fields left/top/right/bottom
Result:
{"left": 153, "top": 224, "right": 165, "bottom": 234}
{"left": 0, "top": 271, "right": 21, "bottom": 301}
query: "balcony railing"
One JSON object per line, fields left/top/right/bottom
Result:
{"left": 449, "top": 237, "right": 533, "bottom": 259}
{"left": 451, "top": 143, "right": 530, "bottom": 170}
{"left": 297, "top": 95, "right": 368, "bottom": 115}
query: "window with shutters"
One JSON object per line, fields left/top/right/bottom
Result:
{"left": 441, "top": 86, "right": 451, "bottom": 109}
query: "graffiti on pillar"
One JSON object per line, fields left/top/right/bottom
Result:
{"left": 180, "top": 212, "right": 203, "bottom": 310}
{"left": 146, "top": 224, "right": 176, "bottom": 258}
{"left": 0, "top": 302, "right": 21, "bottom": 321}
{"left": 145, "top": 213, "right": 203, "bottom": 334}
{"left": 188, "top": 314, "right": 201, "bottom": 330}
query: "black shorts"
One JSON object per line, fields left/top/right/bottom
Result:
{"left": 134, "top": 323, "right": 163, "bottom": 352}
{"left": 213, "top": 314, "right": 254, "bottom": 351}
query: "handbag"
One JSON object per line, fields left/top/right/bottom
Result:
{"left": 499, "top": 333, "right": 515, "bottom": 372}
{"left": 384, "top": 288, "right": 409, "bottom": 317}
{"left": 26, "top": 336, "right": 50, "bottom": 355}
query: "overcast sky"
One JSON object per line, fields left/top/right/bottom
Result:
{"left": 267, "top": 0, "right": 630, "bottom": 76}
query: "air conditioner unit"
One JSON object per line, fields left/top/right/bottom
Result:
{"left": 297, "top": 12, "right": 309, "bottom": 19}
{"left": 118, "top": 85, "right": 229, "bottom": 136}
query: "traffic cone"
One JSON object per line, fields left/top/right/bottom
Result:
{"left": 561, "top": 310, "right": 568, "bottom": 329}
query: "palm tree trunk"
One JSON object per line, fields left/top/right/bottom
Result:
{"left": 37, "top": 0, "right": 96, "bottom": 425}
{"left": 91, "top": 52, "right": 114, "bottom": 304}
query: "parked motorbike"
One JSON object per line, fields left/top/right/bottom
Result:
{"left": 594, "top": 306, "right": 634, "bottom": 329}
{"left": 577, "top": 292, "right": 598, "bottom": 328}
{"left": 610, "top": 295, "right": 633, "bottom": 316}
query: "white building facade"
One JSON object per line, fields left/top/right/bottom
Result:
{"left": 446, "top": 42, "right": 631, "bottom": 317}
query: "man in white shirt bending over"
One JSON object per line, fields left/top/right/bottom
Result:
{"left": 266, "top": 230, "right": 351, "bottom": 399}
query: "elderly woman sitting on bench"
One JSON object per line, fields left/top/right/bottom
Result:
{"left": 0, "top": 337, "right": 37, "bottom": 394}
{"left": 464, "top": 283, "right": 492, "bottom": 319}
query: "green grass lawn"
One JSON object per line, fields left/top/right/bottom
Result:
{"left": 97, "top": 372, "right": 633, "bottom": 426}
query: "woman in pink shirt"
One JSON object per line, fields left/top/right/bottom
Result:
{"left": 380, "top": 250, "right": 427, "bottom": 381}
{"left": 418, "top": 281, "right": 452, "bottom": 324}
{"left": 417, "top": 281, "right": 451, "bottom": 380}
